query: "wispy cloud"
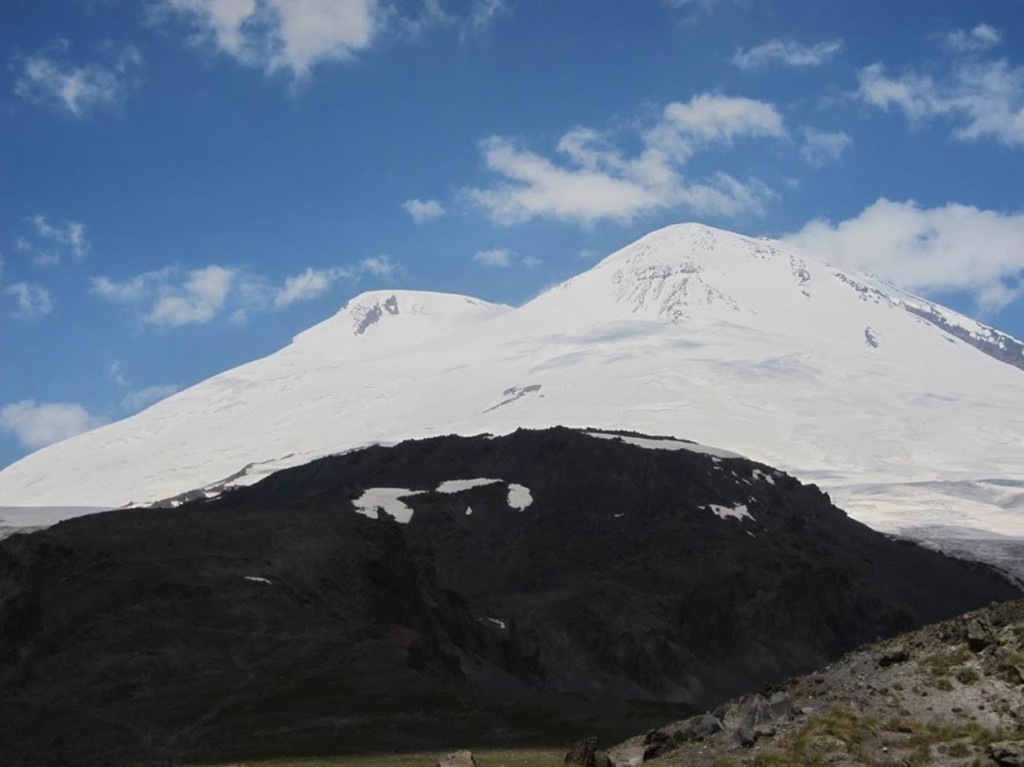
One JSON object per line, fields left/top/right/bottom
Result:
{"left": 783, "top": 198, "right": 1024, "bottom": 311}
{"left": 109, "top": 360, "right": 130, "bottom": 388}
{"left": 107, "top": 360, "right": 180, "bottom": 413}
{"left": 91, "top": 256, "right": 399, "bottom": 326}
{"left": 800, "top": 128, "right": 853, "bottom": 167}
{"left": 0, "top": 400, "right": 105, "bottom": 449}
{"left": 403, "top": 198, "right": 446, "bottom": 223}
{"left": 16, "top": 214, "right": 89, "bottom": 266}
{"left": 272, "top": 257, "right": 396, "bottom": 307}
{"left": 942, "top": 24, "right": 1002, "bottom": 53}
{"left": 461, "top": 0, "right": 509, "bottom": 39}
{"left": 4, "top": 282, "right": 54, "bottom": 319}
{"left": 465, "top": 93, "right": 785, "bottom": 226}
{"left": 393, "top": 0, "right": 509, "bottom": 41}
{"left": 15, "top": 42, "right": 142, "bottom": 117}
{"left": 858, "top": 60, "right": 1024, "bottom": 147}
{"left": 733, "top": 38, "right": 843, "bottom": 70}
{"left": 122, "top": 384, "right": 181, "bottom": 413}
{"left": 472, "top": 247, "right": 541, "bottom": 269}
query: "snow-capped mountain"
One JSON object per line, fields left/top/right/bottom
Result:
{"left": 1, "top": 223, "right": 1022, "bottom": 538}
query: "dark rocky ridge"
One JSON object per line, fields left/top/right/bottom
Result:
{"left": 0, "top": 427, "right": 1018, "bottom": 766}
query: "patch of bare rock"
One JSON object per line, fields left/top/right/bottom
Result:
{"left": 587, "top": 600, "right": 1024, "bottom": 766}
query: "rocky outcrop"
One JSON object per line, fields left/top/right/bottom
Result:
{"left": 613, "top": 599, "right": 1024, "bottom": 766}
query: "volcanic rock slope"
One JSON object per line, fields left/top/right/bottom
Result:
{"left": 617, "top": 599, "right": 1024, "bottom": 767}
{"left": 0, "top": 429, "right": 1018, "bottom": 766}
{"left": 1, "top": 224, "right": 1022, "bottom": 537}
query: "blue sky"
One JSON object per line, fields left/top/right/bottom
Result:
{"left": 2, "top": 0, "right": 1023, "bottom": 469}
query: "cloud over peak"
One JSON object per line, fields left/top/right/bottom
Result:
{"left": 91, "top": 257, "right": 399, "bottom": 326}
{"left": 466, "top": 93, "right": 786, "bottom": 226}
{"left": 783, "top": 198, "right": 1024, "bottom": 312}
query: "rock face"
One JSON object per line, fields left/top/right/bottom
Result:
{"left": 628, "top": 600, "right": 1024, "bottom": 766}
{"left": 0, "top": 428, "right": 1019, "bottom": 766}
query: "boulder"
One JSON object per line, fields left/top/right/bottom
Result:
{"left": 767, "top": 691, "right": 792, "bottom": 719}
{"left": 989, "top": 741, "right": 1024, "bottom": 767}
{"left": 877, "top": 645, "right": 909, "bottom": 667}
{"left": 966, "top": 616, "right": 993, "bottom": 651}
{"left": 607, "top": 743, "right": 645, "bottom": 767}
{"left": 565, "top": 737, "right": 598, "bottom": 766}
{"left": 437, "top": 750, "right": 477, "bottom": 767}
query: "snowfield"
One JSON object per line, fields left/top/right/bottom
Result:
{"left": 0, "top": 223, "right": 1021, "bottom": 538}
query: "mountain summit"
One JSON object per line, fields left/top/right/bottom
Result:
{"left": 1, "top": 224, "right": 1021, "bottom": 539}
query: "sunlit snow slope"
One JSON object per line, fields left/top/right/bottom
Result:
{"left": 1, "top": 224, "right": 1022, "bottom": 536}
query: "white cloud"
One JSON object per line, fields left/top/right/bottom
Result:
{"left": 733, "top": 38, "right": 843, "bottom": 70}
{"left": 5, "top": 283, "right": 54, "bottom": 319}
{"left": 466, "top": 94, "right": 785, "bottom": 226}
{"left": 858, "top": 60, "right": 1024, "bottom": 147}
{"left": 472, "top": 248, "right": 541, "bottom": 269}
{"left": 274, "top": 266, "right": 342, "bottom": 308}
{"left": 357, "top": 254, "right": 398, "bottom": 278}
{"left": 943, "top": 24, "right": 1002, "bottom": 53}
{"left": 782, "top": 198, "right": 1024, "bottom": 311}
{"left": 271, "top": 256, "right": 398, "bottom": 307}
{"left": 146, "top": 265, "right": 236, "bottom": 327}
{"left": 473, "top": 247, "right": 513, "bottom": 267}
{"left": 801, "top": 128, "right": 853, "bottom": 166}
{"left": 0, "top": 400, "right": 105, "bottom": 450}
{"left": 163, "top": 0, "right": 378, "bottom": 77}
{"left": 15, "top": 43, "right": 142, "bottom": 117}
{"left": 653, "top": 94, "right": 785, "bottom": 149}
{"left": 122, "top": 384, "right": 181, "bottom": 413}
{"left": 403, "top": 198, "right": 446, "bottom": 223}
{"left": 91, "top": 272, "right": 160, "bottom": 302}
{"left": 92, "top": 265, "right": 237, "bottom": 327}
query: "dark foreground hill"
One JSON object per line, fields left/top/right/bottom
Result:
{"left": 0, "top": 428, "right": 1019, "bottom": 766}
